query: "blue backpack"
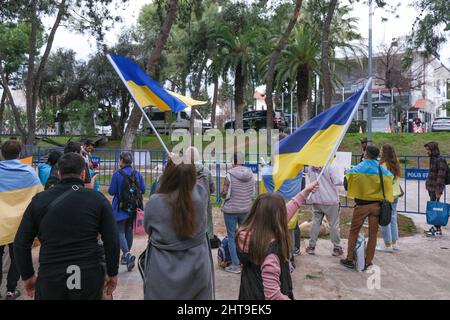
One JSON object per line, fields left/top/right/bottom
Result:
{"left": 217, "top": 237, "right": 232, "bottom": 268}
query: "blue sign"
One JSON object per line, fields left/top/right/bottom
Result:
{"left": 244, "top": 163, "right": 259, "bottom": 174}
{"left": 405, "top": 169, "right": 429, "bottom": 180}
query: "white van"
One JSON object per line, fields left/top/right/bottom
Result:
{"left": 145, "top": 107, "right": 212, "bottom": 134}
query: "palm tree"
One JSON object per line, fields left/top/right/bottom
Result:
{"left": 215, "top": 25, "right": 266, "bottom": 130}
{"left": 275, "top": 25, "right": 320, "bottom": 125}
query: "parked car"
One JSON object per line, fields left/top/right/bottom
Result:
{"left": 431, "top": 117, "right": 450, "bottom": 132}
{"left": 146, "top": 107, "right": 212, "bottom": 134}
{"left": 224, "top": 110, "right": 288, "bottom": 132}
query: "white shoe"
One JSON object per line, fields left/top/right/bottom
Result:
{"left": 392, "top": 244, "right": 400, "bottom": 251}
{"left": 376, "top": 245, "right": 393, "bottom": 253}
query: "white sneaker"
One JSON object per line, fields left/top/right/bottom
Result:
{"left": 376, "top": 245, "right": 393, "bottom": 253}
{"left": 224, "top": 265, "right": 241, "bottom": 274}
{"left": 392, "top": 244, "right": 400, "bottom": 251}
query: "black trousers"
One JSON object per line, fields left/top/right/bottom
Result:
{"left": 35, "top": 265, "right": 104, "bottom": 300}
{"left": 428, "top": 191, "right": 442, "bottom": 229}
{"left": 0, "top": 243, "right": 20, "bottom": 292}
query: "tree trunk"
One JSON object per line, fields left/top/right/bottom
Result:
{"left": 121, "top": 104, "right": 142, "bottom": 150}
{"left": 321, "top": 0, "right": 338, "bottom": 109}
{"left": 296, "top": 68, "right": 310, "bottom": 125}
{"left": 190, "top": 56, "right": 208, "bottom": 135}
{"left": 0, "top": 90, "right": 6, "bottom": 134}
{"left": 25, "top": 0, "right": 67, "bottom": 145}
{"left": 211, "top": 74, "right": 219, "bottom": 128}
{"left": 265, "top": 0, "right": 303, "bottom": 133}
{"left": 234, "top": 62, "right": 245, "bottom": 130}
{"left": 121, "top": 0, "right": 179, "bottom": 150}
{"left": 0, "top": 69, "right": 27, "bottom": 140}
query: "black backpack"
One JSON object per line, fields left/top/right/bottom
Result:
{"left": 118, "top": 169, "right": 143, "bottom": 213}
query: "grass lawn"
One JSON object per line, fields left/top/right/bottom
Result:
{"left": 32, "top": 132, "right": 450, "bottom": 157}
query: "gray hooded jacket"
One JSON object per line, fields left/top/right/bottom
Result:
{"left": 221, "top": 166, "right": 255, "bottom": 214}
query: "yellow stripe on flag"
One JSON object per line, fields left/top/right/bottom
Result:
{"left": 128, "top": 81, "right": 171, "bottom": 111}
{"left": 273, "top": 124, "right": 345, "bottom": 190}
{"left": 167, "top": 90, "right": 207, "bottom": 107}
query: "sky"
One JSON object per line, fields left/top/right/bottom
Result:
{"left": 47, "top": 0, "right": 450, "bottom": 67}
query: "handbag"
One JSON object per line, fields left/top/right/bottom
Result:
{"left": 378, "top": 166, "right": 392, "bottom": 226}
{"left": 426, "top": 201, "right": 449, "bottom": 227}
{"left": 399, "top": 185, "right": 404, "bottom": 198}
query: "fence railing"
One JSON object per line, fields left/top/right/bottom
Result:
{"left": 30, "top": 146, "right": 449, "bottom": 215}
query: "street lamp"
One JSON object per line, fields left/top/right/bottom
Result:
{"left": 367, "top": 0, "right": 373, "bottom": 143}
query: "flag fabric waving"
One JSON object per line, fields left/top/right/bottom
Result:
{"left": 273, "top": 87, "right": 366, "bottom": 191}
{"left": 108, "top": 54, "right": 206, "bottom": 112}
{"left": 0, "top": 160, "right": 43, "bottom": 245}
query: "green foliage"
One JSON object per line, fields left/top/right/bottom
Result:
{"left": 65, "top": 98, "right": 97, "bottom": 136}
{"left": 0, "top": 21, "right": 43, "bottom": 74}
{"left": 409, "top": 0, "right": 450, "bottom": 56}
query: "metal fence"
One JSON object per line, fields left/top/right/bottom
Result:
{"left": 31, "top": 146, "right": 449, "bottom": 215}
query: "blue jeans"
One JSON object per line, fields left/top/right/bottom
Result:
{"left": 381, "top": 199, "right": 399, "bottom": 244}
{"left": 117, "top": 218, "right": 134, "bottom": 255}
{"left": 224, "top": 213, "right": 247, "bottom": 266}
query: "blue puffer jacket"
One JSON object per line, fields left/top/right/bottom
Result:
{"left": 108, "top": 165, "right": 146, "bottom": 222}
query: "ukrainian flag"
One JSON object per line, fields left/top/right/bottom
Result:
{"left": 0, "top": 160, "right": 43, "bottom": 245}
{"left": 273, "top": 88, "right": 366, "bottom": 191}
{"left": 345, "top": 160, "right": 394, "bottom": 203}
{"left": 108, "top": 54, "right": 206, "bottom": 112}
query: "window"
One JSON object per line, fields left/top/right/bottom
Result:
{"left": 149, "top": 112, "right": 165, "bottom": 121}
{"left": 180, "top": 112, "right": 190, "bottom": 120}
{"left": 372, "top": 106, "right": 387, "bottom": 118}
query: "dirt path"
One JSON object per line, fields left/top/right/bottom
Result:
{"left": 4, "top": 216, "right": 449, "bottom": 300}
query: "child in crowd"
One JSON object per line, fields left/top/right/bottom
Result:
{"left": 236, "top": 181, "right": 319, "bottom": 300}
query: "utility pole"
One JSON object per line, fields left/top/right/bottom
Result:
{"left": 367, "top": 0, "right": 373, "bottom": 143}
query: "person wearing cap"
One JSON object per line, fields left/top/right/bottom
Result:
{"left": 359, "top": 138, "right": 369, "bottom": 163}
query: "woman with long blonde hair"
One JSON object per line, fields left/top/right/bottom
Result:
{"left": 377, "top": 144, "right": 402, "bottom": 252}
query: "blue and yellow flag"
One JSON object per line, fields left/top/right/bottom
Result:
{"left": 345, "top": 160, "right": 394, "bottom": 202}
{"left": 273, "top": 88, "right": 366, "bottom": 191}
{"left": 0, "top": 160, "right": 43, "bottom": 245}
{"left": 108, "top": 54, "right": 206, "bottom": 112}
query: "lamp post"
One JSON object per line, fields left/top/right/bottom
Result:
{"left": 367, "top": 0, "right": 373, "bottom": 143}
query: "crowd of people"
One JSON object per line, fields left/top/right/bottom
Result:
{"left": 0, "top": 135, "right": 448, "bottom": 300}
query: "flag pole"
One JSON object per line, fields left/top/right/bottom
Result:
{"left": 308, "top": 78, "right": 372, "bottom": 198}
{"left": 107, "top": 54, "right": 170, "bottom": 155}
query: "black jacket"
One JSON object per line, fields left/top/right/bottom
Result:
{"left": 14, "top": 178, "right": 119, "bottom": 281}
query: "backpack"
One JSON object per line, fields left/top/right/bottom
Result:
{"left": 217, "top": 237, "right": 232, "bottom": 268}
{"left": 118, "top": 169, "right": 143, "bottom": 214}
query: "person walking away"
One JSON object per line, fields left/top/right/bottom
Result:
{"left": 38, "top": 150, "right": 62, "bottom": 189}
{"left": 108, "top": 151, "right": 146, "bottom": 271}
{"left": 221, "top": 152, "right": 255, "bottom": 274}
{"left": 340, "top": 145, "right": 394, "bottom": 271}
{"left": 305, "top": 160, "right": 344, "bottom": 256}
{"left": 13, "top": 152, "right": 119, "bottom": 300}
{"left": 236, "top": 181, "right": 319, "bottom": 300}
{"left": 0, "top": 140, "right": 43, "bottom": 300}
{"left": 143, "top": 159, "right": 214, "bottom": 300}
{"left": 183, "top": 147, "right": 217, "bottom": 247}
{"left": 424, "top": 142, "right": 448, "bottom": 236}
{"left": 377, "top": 144, "right": 402, "bottom": 252}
